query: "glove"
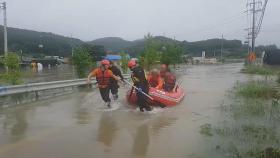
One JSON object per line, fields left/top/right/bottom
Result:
{"left": 138, "top": 88, "right": 143, "bottom": 92}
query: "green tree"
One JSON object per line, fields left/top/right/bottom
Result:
{"left": 120, "top": 52, "right": 129, "bottom": 73}
{"left": 72, "top": 47, "right": 93, "bottom": 78}
{"left": 81, "top": 44, "right": 106, "bottom": 62}
{"left": 160, "top": 43, "right": 183, "bottom": 67}
{"left": 1, "top": 53, "right": 22, "bottom": 85}
{"left": 141, "top": 34, "right": 161, "bottom": 70}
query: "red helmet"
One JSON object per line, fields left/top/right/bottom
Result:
{"left": 128, "top": 60, "right": 136, "bottom": 68}
{"left": 101, "top": 59, "right": 110, "bottom": 66}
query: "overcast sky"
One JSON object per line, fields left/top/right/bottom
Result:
{"left": 5, "top": 0, "right": 280, "bottom": 46}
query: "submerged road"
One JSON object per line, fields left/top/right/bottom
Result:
{"left": 0, "top": 63, "right": 247, "bottom": 158}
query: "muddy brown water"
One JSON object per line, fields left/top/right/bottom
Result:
{"left": 0, "top": 63, "right": 248, "bottom": 158}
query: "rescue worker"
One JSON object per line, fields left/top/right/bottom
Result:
{"left": 31, "top": 60, "right": 37, "bottom": 73}
{"left": 147, "top": 69, "right": 163, "bottom": 89}
{"left": 163, "top": 71, "right": 176, "bottom": 92}
{"left": 128, "top": 60, "right": 152, "bottom": 112}
{"left": 87, "top": 60, "right": 120, "bottom": 108}
{"left": 109, "top": 60, "right": 124, "bottom": 100}
{"left": 160, "top": 64, "right": 176, "bottom": 92}
{"left": 159, "top": 64, "right": 171, "bottom": 78}
{"left": 247, "top": 52, "right": 257, "bottom": 64}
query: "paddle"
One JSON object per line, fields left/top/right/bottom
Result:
{"left": 123, "top": 79, "right": 154, "bottom": 101}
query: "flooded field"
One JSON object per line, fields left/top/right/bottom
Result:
{"left": 21, "top": 64, "right": 77, "bottom": 83}
{"left": 1, "top": 63, "right": 275, "bottom": 158}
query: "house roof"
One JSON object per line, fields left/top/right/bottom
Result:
{"left": 105, "top": 55, "right": 121, "bottom": 60}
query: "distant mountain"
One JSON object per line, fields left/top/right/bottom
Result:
{"left": 88, "top": 36, "right": 249, "bottom": 58}
{"left": 0, "top": 26, "right": 84, "bottom": 57}
{"left": 88, "top": 37, "right": 133, "bottom": 52}
{"left": 0, "top": 26, "right": 277, "bottom": 58}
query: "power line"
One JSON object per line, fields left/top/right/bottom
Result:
{"left": 245, "top": 0, "right": 268, "bottom": 53}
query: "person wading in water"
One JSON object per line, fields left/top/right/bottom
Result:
{"left": 109, "top": 60, "right": 124, "bottom": 100}
{"left": 128, "top": 60, "right": 152, "bottom": 112}
{"left": 87, "top": 60, "right": 120, "bottom": 108}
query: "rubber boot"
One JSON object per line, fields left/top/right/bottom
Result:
{"left": 106, "top": 102, "right": 111, "bottom": 108}
{"left": 145, "top": 105, "right": 152, "bottom": 111}
{"left": 113, "top": 94, "right": 118, "bottom": 100}
{"left": 139, "top": 106, "right": 144, "bottom": 112}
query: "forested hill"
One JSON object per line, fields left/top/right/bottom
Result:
{"left": 89, "top": 37, "right": 134, "bottom": 52}
{"left": 92, "top": 36, "right": 278, "bottom": 58}
{"left": 0, "top": 26, "right": 277, "bottom": 58}
{"left": 0, "top": 26, "right": 84, "bottom": 57}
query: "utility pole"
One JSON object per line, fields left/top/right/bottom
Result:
{"left": 1, "top": 2, "right": 8, "bottom": 56}
{"left": 251, "top": 0, "right": 256, "bottom": 53}
{"left": 246, "top": 0, "right": 268, "bottom": 53}
{"left": 220, "top": 34, "right": 224, "bottom": 60}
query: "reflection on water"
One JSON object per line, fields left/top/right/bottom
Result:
{"left": 10, "top": 110, "right": 28, "bottom": 142}
{"left": 75, "top": 107, "right": 92, "bottom": 125}
{"left": 97, "top": 113, "right": 117, "bottom": 147}
{"left": 151, "top": 116, "right": 177, "bottom": 136}
{"left": 132, "top": 124, "right": 150, "bottom": 157}
{"left": 22, "top": 64, "right": 76, "bottom": 83}
{"left": 0, "top": 106, "right": 30, "bottom": 145}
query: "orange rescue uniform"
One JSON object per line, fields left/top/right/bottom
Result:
{"left": 147, "top": 74, "right": 164, "bottom": 89}
{"left": 90, "top": 68, "right": 118, "bottom": 88}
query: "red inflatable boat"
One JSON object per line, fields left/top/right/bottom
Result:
{"left": 126, "top": 87, "right": 185, "bottom": 107}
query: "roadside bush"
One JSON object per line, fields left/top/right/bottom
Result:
{"left": 277, "top": 73, "right": 280, "bottom": 84}
{"left": 1, "top": 53, "right": 22, "bottom": 85}
{"left": 236, "top": 81, "right": 277, "bottom": 99}
{"left": 241, "top": 65, "right": 276, "bottom": 76}
{"left": 72, "top": 47, "right": 93, "bottom": 78}
{"left": 120, "top": 52, "right": 129, "bottom": 74}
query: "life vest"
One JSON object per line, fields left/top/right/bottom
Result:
{"left": 160, "top": 71, "right": 166, "bottom": 78}
{"left": 164, "top": 72, "right": 176, "bottom": 86}
{"left": 160, "top": 68, "right": 171, "bottom": 78}
{"left": 95, "top": 68, "right": 112, "bottom": 87}
{"left": 247, "top": 52, "right": 257, "bottom": 62}
{"left": 148, "top": 75, "right": 160, "bottom": 88}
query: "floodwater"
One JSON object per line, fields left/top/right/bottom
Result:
{"left": 0, "top": 63, "right": 247, "bottom": 158}
{"left": 22, "top": 64, "right": 77, "bottom": 83}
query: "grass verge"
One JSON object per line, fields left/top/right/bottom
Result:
{"left": 241, "top": 65, "right": 278, "bottom": 76}
{"left": 235, "top": 81, "right": 277, "bottom": 99}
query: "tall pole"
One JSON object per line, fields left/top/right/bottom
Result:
{"left": 251, "top": 0, "right": 256, "bottom": 53}
{"left": 221, "top": 34, "right": 224, "bottom": 60}
{"left": 2, "top": 2, "right": 8, "bottom": 56}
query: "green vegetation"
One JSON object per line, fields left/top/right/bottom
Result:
{"left": 235, "top": 81, "right": 277, "bottom": 99}
{"left": 2, "top": 26, "right": 279, "bottom": 59}
{"left": 200, "top": 124, "right": 213, "bottom": 136}
{"left": 277, "top": 73, "right": 280, "bottom": 83}
{"left": 0, "top": 26, "right": 83, "bottom": 57}
{"left": 80, "top": 44, "right": 106, "bottom": 62}
{"left": 120, "top": 52, "right": 129, "bottom": 73}
{"left": 140, "top": 34, "right": 161, "bottom": 70}
{"left": 0, "top": 53, "right": 22, "bottom": 85}
{"left": 72, "top": 47, "right": 93, "bottom": 78}
{"left": 91, "top": 36, "right": 279, "bottom": 59}
{"left": 199, "top": 78, "right": 280, "bottom": 158}
{"left": 241, "top": 65, "right": 278, "bottom": 75}
{"left": 89, "top": 37, "right": 133, "bottom": 52}
{"left": 138, "top": 34, "right": 183, "bottom": 69}
{"left": 161, "top": 43, "right": 183, "bottom": 66}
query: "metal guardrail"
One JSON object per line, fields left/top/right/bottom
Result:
{"left": 0, "top": 74, "right": 130, "bottom": 97}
